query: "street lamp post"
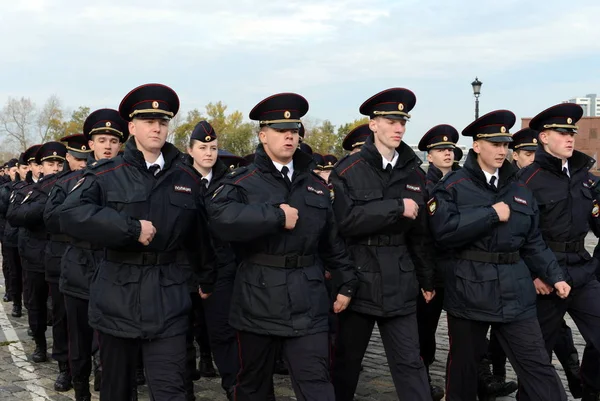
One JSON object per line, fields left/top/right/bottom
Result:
{"left": 471, "top": 77, "right": 482, "bottom": 119}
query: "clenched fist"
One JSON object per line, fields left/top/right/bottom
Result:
{"left": 279, "top": 204, "right": 299, "bottom": 230}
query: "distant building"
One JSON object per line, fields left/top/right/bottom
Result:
{"left": 566, "top": 94, "right": 600, "bottom": 117}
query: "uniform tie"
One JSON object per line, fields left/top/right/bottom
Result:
{"left": 148, "top": 164, "right": 161, "bottom": 176}
{"left": 201, "top": 178, "right": 209, "bottom": 188}
{"left": 385, "top": 163, "right": 393, "bottom": 174}
{"left": 489, "top": 175, "right": 497, "bottom": 188}
{"left": 281, "top": 166, "right": 292, "bottom": 186}
{"left": 562, "top": 167, "right": 569, "bottom": 177}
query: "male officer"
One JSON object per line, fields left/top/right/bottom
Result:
{"left": 330, "top": 88, "right": 435, "bottom": 401}
{"left": 520, "top": 103, "right": 600, "bottom": 401}
{"left": 6, "top": 144, "right": 45, "bottom": 358}
{"left": 507, "top": 126, "right": 582, "bottom": 398}
{"left": 44, "top": 110, "right": 128, "bottom": 400}
{"left": 208, "top": 92, "right": 357, "bottom": 401}
{"left": 342, "top": 124, "right": 372, "bottom": 155}
{"left": 509, "top": 128, "right": 538, "bottom": 169}
{"left": 429, "top": 110, "right": 570, "bottom": 401}
{"left": 0, "top": 159, "right": 18, "bottom": 303}
{"left": 1, "top": 153, "right": 30, "bottom": 318}
{"left": 59, "top": 84, "right": 216, "bottom": 401}
{"left": 453, "top": 147, "right": 463, "bottom": 169}
{"left": 417, "top": 124, "right": 459, "bottom": 400}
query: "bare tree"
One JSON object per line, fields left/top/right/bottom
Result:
{"left": 0, "top": 97, "right": 37, "bottom": 152}
{"left": 167, "top": 112, "right": 183, "bottom": 144}
{"left": 36, "top": 95, "right": 64, "bottom": 142}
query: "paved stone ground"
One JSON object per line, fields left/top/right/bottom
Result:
{"left": 0, "top": 233, "right": 596, "bottom": 400}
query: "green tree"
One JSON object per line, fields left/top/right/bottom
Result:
{"left": 336, "top": 117, "right": 370, "bottom": 155}
{"left": 62, "top": 106, "right": 91, "bottom": 137}
{"left": 304, "top": 120, "right": 338, "bottom": 155}
{"left": 172, "top": 109, "right": 204, "bottom": 150}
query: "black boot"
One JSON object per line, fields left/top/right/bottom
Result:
{"left": 135, "top": 367, "right": 145, "bottom": 385}
{"left": 54, "top": 361, "right": 73, "bottom": 391}
{"left": 564, "top": 353, "right": 583, "bottom": 399}
{"left": 583, "top": 386, "right": 600, "bottom": 401}
{"left": 93, "top": 352, "right": 102, "bottom": 391}
{"left": 73, "top": 379, "right": 91, "bottom": 401}
{"left": 491, "top": 375, "right": 518, "bottom": 397}
{"left": 3, "top": 293, "right": 11, "bottom": 302}
{"left": 27, "top": 328, "right": 33, "bottom": 337}
{"left": 31, "top": 338, "right": 47, "bottom": 363}
{"left": 11, "top": 304, "right": 22, "bottom": 317}
{"left": 274, "top": 357, "right": 288, "bottom": 375}
{"left": 199, "top": 353, "right": 217, "bottom": 377}
{"left": 430, "top": 384, "right": 444, "bottom": 401}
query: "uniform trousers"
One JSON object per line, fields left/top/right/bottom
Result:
{"left": 1, "top": 242, "right": 11, "bottom": 297}
{"left": 332, "top": 311, "right": 430, "bottom": 401}
{"left": 24, "top": 270, "right": 48, "bottom": 340}
{"left": 6, "top": 247, "right": 22, "bottom": 305}
{"left": 202, "top": 265, "right": 239, "bottom": 392}
{"left": 536, "top": 279, "right": 600, "bottom": 391}
{"left": 235, "top": 331, "right": 333, "bottom": 401}
{"left": 99, "top": 332, "right": 187, "bottom": 401}
{"left": 446, "top": 315, "right": 566, "bottom": 401}
{"left": 65, "top": 295, "right": 94, "bottom": 380}
{"left": 417, "top": 287, "right": 445, "bottom": 368}
{"left": 48, "top": 283, "right": 68, "bottom": 362}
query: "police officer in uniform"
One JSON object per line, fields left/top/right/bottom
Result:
{"left": 417, "top": 124, "right": 459, "bottom": 400}
{"left": 329, "top": 88, "right": 435, "bottom": 401}
{"left": 342, "top": 124, "right": 372, "bottom": 155}
{"left": 6, "top": 144, "right": 48, "bottom": 361}
{"left": 45, "top": 109, "right": 128, "bottom": 400}
{"left": 453, "top": 147, "right": 463, "bottom": 169}
{"left": 509, "top": 128, "right": 538, "bottom": 169}
{"left": 508, "top": 126, "right": 583, "bottom": 398}
{"left": 59, "top": 84, "right": 216, "bottom": 401}
{"left": 428, "top": 110, "right": 570, "bottom": 401}
{"left": 1, "top": 154, "right": 30, "bottom": 318}
{"left": 208, "top": 92, "right": 357, "bottom": 401}
{"left": 519, "top": 103, "right": 600, "bottom": 401}
{"left": 0, "top": 158, "right": 18, "bottom": 303}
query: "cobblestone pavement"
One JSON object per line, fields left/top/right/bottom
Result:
{"left": 0, "top": 233, "right": 596, "bottom": 400}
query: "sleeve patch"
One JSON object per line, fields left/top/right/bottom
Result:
{"left": 427, "top": 197, "right": 437, "bottom": 215}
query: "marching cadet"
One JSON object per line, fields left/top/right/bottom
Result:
{"left": 519, "top": 103, "right": 600, "bottom": 401}
{"left": 179, "top": 120, "right": 219, "bottom": 401}
{"left": 6, "top": 144, "right": 47, "bottom": 361}
{"left": 184, "top": 122, "right": 247, "bottom": 400}
{"left": 208, "top": 92, "right": 357, "bottom": 401}
{"left": 1, "top": 154, "right": 30, "bottom": 318}
{"left": 342, "top": 124, "right": 372, "bottom": 155}
{"left": 41, "top": 136, "right": 90, "bottom": 393}
{"left": 509, "top": 128, "right": 538, "bottom": 169}
{"left": 8, "top": 142, "right": 69, "bottom": 390}
{"left": 45, "top": 110, "right": 128, "bottom": 401}
{"left": 0, "top": 158, "right": 18, "bottom": 305}
{"left": 329, "top": 88, "right": 435, "bottom": 401}
{"left": 58, "top": 84, "right": 216, "bottom": 401}
{"left": 508, "top": 126, "right": 583, "bottom": 398}
{"left": 417, "top": 124, "right": 459, "bottom": 401}
{"left": 429, "top": 110, "right": 570, "bottom": 401}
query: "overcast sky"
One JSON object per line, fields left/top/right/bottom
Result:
{"left": 1, "top": 0, "right": 599, "bottom": 146}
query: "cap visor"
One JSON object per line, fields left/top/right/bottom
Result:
{"left": 267, "top": 122, "right": 301, "bottom": 130}
{"left": 429, "top": 144, "right": 455, "bottom": 150}
{"left": 480, "top": 136, "right": 513, "bottom": 143}
{"left": 69, "top": 150, "right": 90, "bottom": 160}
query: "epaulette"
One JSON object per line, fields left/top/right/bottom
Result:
{"left": 440, "top": 170, "right": 456, "bottom": 183}
{"left": 227, "top": 165, "right": 249, "bottom": 179}
{"left": 88, "top": 158, "right": 113, "bottom": 171}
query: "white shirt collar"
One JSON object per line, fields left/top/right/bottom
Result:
{"left": 145, "top": 152, "right": 165, "bottom": 170}
{"left": 562, "top": 160, "right": 570, "bottom": 177}
{"left": 203, "top": 170, "right": 213, "bottom": 187}
{"left": 272, "top": 160, "right": 294, "bottom": 180}
{"left": 482, "top": 169, "right": 500, "bottom": 187}
{"left": 381, "top": 151, "right": 399, "bottom": 169}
